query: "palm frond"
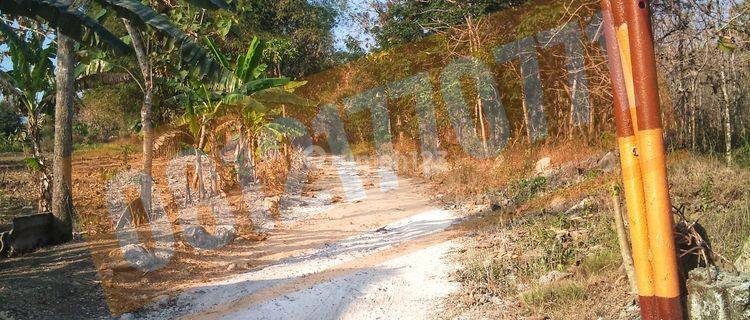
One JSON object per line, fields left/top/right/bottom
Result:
{"left": 0, "top": 0, "right": 130, "bottom": 54}
{"left": 94, "top": 0, "right": 223, "bottom": 80}
{"left": 239, "top": 77, "right": 290, "bottom": 95}
{"left": 153, "top": 129, "right": 194, "bottom": 158}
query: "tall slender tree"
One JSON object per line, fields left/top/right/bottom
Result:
{"left": 51, "top": 31, "right": 75, "bottom": 242}
{"left": 1, "top": 0, "right": 224, "bottom": 242}
{"left": 0, "top": 20, "right": 56, "bottom": 213}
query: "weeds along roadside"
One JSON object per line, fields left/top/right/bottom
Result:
{"left": 416, "top": 144, "right": 750, "bottom": 319}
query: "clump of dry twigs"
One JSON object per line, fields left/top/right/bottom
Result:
{"left": 673, "top": 204, "right": 735, "bottom": 273}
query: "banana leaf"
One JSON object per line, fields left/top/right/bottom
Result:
{"left": 93, "top": 0, "right": 223, "bottom": 80}
{"left": 0, "top": 0, "right": 130, "bottom": 54}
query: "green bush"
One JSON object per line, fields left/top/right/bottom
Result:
{"left": 510, "top": 176, "right": 548, "bottom": 203}
{"left": 0, "top": 132, "right": 26, "bottom": 153}
{"left": 0, "top": 103, "right": 21, "bottom": 135}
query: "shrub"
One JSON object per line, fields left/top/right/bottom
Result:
{"left": 0, "top": 132, "right": 26, "bottom": 153}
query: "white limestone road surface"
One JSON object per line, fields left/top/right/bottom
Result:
{"left": 217, "top": 241, "right": 461, "bottom": 320}
{"left": 136, "top": 210, "right": 462, "bottom": 320}
{"left": 133, "top": 156, "right": 464, "bottom": 320}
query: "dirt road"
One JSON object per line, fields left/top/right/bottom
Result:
{"left": 130, "top": 155, "right": 466, "bottom": 319}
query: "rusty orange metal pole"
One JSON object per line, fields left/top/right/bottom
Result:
{"left": 600, "top": 1, "right": 657, "bottom": 319}
{"left": 623, "top": 0, "right": 684, "bottom": 319}
{"left": 611, "top": 0, "right": 640, "bottom": 133}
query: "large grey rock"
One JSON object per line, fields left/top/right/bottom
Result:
{"left": 182, "top": 225, "right": 236, "bottom": 249}
{"left": 0, "top": 213, "right": 53, "bottom": 256}
{"left": 687, "top": 266, "right": 750, "bottom": 320}
{"left": 538, "top": 270, "right": 572, "bottom": 285}
{"left": 118, "top": 312, "right": 135, "bottom": 320}
{"left": 122, "top": 244, "right": 158, "bottom": 271}
{"left": 596, "top": 151, "right": 619, "bottom": 173}
{"left": 735, "top": 238, "right": 750, "bottom": 274}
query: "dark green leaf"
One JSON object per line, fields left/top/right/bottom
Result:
{"left": 240, "top": 77, "right": 290, "bottom": 94}
{"left": 93, "top": 0, "right": 223, "bottom": 80}
{"left": 182, "top": 0, "right": 235, "bottom": 11}
{"left": 0, "top": 0, "right": 130, "bottom": 54}
{"left": 24, "top": 157, "right": 44, "bottom": 172}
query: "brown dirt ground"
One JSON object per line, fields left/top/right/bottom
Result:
{"left": 1, "top": 144, "right": 456, "bottom": 318}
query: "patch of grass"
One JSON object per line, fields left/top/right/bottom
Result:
{"left": 668, "top": 153, "right": 750, "bottom": 261}
{"left": 701, "top": 201, "right": 750, "bottom": 261}
{"left": 522, "top": 281, "right": 586, "bottom": 306}
{"left": 584, "top": 169, "right": 601, "bottom": 180}
{"left": 460, "top": 258, "right": 519, "bottom": 297}
{"left": 73, "top": 138, "right": 140, "bottom": 155}
{"left": 73, "top": 142, "right": 104, "bottom": 151}
{"left": 527, "top": 214, "right": 578, "bottom": 272}
{"left": 580, "top": 249, "right": 620, "bottom": 276}
{"left": 510, "top": 176, "right": 547, "bottom": 203}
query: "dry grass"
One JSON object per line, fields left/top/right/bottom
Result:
{"left": 426, "top": 139, "right": 606, "bottom": 203}
{"left": 0, "top": 169, "right": 36, "bottom": 223}
{"left": 668, "top": 152, "right": 750, "bottom": 262}
{"left": 441, "top": 149, "right": 750, "bottom": 319}
{"left": 444, "top": 184, "right": 625, "bottom": 318}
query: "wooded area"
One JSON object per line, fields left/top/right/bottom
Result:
{"left": 0, "top": 1, "right": 749, "bottom": 318}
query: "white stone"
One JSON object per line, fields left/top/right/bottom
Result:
{"left": 534, "top": 157, "right": 552, "bottom": 175}
{"left": 735, "top": 238, "right": 750, "bottom": 274}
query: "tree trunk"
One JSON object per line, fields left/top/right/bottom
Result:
{"left": 396, "top": 115, "right": 404, "bottom": 143}
{"left": 51, "top": 32, "right": 75, "bottom": 244}
{"left": 690, "top": 79, "right": 698, "bottom": 151}
{"left": 249, "top": 136, "right": 256, "bottom": 181}
{"left": 611, "top": 187, "right": 637, "bottom": 298}
{"left": 208, "top": 130, "right": 222, "bottom": 193}
{"left": 27, "top": 110, "right": 52, "bottom": 213}
{"left": 720, "top": 66, "right": 733, "bottom": 165}
{"left": 123, "top": 19, "right": 154, "bottom": 214}
{"left": 193, "top": 123, "right": 207, "bottom": 198}
{"left": 235, "top": 129, "right": 252, "bottom": 186}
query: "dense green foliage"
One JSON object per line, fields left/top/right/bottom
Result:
{"left": 0, "top": 102, "right": 21, "bottom": 135}
{"left": 237, "top": 0, "right": 338, "bottom": 77}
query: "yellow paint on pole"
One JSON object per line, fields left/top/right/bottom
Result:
{"left": 636, "top": 129, "right": 681, "bottom": 299}
{"left": 617, "top": 136, "right": 656, "bottom": 297}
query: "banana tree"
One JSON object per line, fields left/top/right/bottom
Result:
{"left": 1, "top": 3, "right": 130, "bottom": 240}
{"left": 0, "top": 21, "right": 55, "bottom": 213}
{"left": 1, "top": 0, "right": 224, "bottom": 242}
{"left": 174, "top": 84, "right": 229, "bottom": 199}
{"left": 170, "top": 36, "right": 314, "bottom": 195}
{"left": 94, "top": 0, "right": 233, "bottom": 214}
{"left": 207, "top": 36, "right": 312, "bottom": 181}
